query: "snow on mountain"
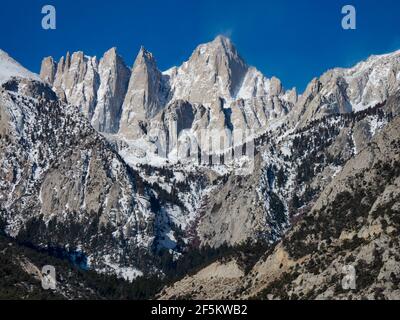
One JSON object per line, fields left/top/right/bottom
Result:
{"left": 40, "top": 36, "right": 296, "bottom": 153}
{"left": 39, "top": 38, "right": 400, "bottom": 173}
{"left": 165, "top": 35, "right": 249, "bottom": 104}
{"left": 290, "top": 49, "right": 400, "bottom": 127}
{"left": 343, "top": 50, "right": 400, "bottom": 110}
{"left": 0, "top": 73, "right": 189, "bottom": 280}
{"left": 0, "top": 49, "right": 40, "bottom": 85}
{"left": 2, "top": 40, "right": 400, "bottom": 291}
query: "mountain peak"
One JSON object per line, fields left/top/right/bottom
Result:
{"left": 212, "top": 35, "right": 234, "bottom": 47}
{"left": 133, "top": 46, "right": 157, "bottom": 70}
{"left": 106, "top": 47, "right": 118, "bottom": 55}
{"left": 102, "top": 47, "right": 122, "bottom": 62}
{"left": 0, "top": 49, "right": 40, "bottom": 85}
{"left": 119, "top": 45, "right": 165, "bottom": 134}
{"left": 197, "top": 35, "right": 238, "bottom": 57}
{"left": 40, "top": 56, "right": 57, "bottom": 84}
{"left": 138, "top": 46, "right": 154, "bottom": 59}
{"left": 171, "top": 35, "right": 248, "bottom": 102}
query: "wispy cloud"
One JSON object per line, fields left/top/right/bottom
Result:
{"left": 214, "top": 29, "right": 234, "bottom": 39}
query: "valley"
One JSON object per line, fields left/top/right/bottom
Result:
{"left": 0, "top": 37, "right": 399, "bottom": 299}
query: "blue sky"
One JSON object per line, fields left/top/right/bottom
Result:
{"left": 1, "top": 0, "right": 400, "bottom": 92}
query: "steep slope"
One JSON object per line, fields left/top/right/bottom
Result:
{"left": 0, "top": 49, "right": 40, "bottom": 85}
{"left": 251, "top": 113, "right": 400, "bottom": 300}
{"left": 0, "top": 73, "right": 186, "bottom": 279}
{"left": 42, "top": 37, "right": 295, "bottom": 155}
{"left": 157, "top": 36, "right": 294, "bottom": 138}
{"left": 53, "top": 52, "right": 99, "bottom": 119}
{"left": 0, "top": 231, "right": 164, "bottom": 300}
{"left": 40, "top": 48, "right": 130, "bottom": 133}
{"left": 119, "top": 47, "right": 168, "bottom": 138}
{"left": 91, "top": 48, "right": 131, "bottom": 133}
{"left": 112, "top": 36, "right": 295, "bottom": 169}
{"left": 159, "top": 101, "right": 400, "bottom": 300}
{"left": 189, "top": 95, "right": 396, "bottom": 249}
{"left": 40, "top": 43, "right": 400, "bottom": 253}
{"left": 165, "top": 35, "right": 248, "bottom": 104}
{"left": 12, "top": 42, "right": 400, "bottom": 300}
{"left": 290, "top": 50, "right": 400, "bottom": 128}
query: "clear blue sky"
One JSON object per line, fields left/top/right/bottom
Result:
{"left": 1, "top": 0, "right": 400, "bottom": 92}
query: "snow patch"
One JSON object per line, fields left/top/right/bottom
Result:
{"left": 0, "top": 50, "right": 41, "bottom": 85}
{"left": 100, "top": 255, "right": 143, "bottom": 282}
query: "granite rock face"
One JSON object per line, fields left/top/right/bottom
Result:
{"left": 91, "top": 48, "right": 131, "bottom": 133}
{"left": 39, "top": 56, "right": 57, "bottom": 85}
{"left": 119, "top": 47, "right": 168, "bottom": 138}
{"left": 0, "top": 73, "right": 181, "bottom": 278}
{"left": 290, "top": 50, "right": 400, "bottom": 128}
{"left": 41, "top": 36, "right": 296, "bottom": 143}
{"left": 52, "top": 51, "right": 99, "bottom": 120}
{"left": 160, "top": 107, "right": 400, "bottom": 300}
{"left": 41, "top": 49, "right": 131, "bottom": 133}
{"left": 2, "top": 40, "right": 400, "bottom": 298}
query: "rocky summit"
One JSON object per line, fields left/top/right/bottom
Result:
{"left": 0, "top": 36, "right": 400, "bottom": 300}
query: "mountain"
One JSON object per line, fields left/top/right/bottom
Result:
{"left": 1, "top": 39, "right": 400, "bottom": 300}
{"left": 92, "top": 48, "right": 131, "bottom": 133}
{"left": 166, "top": 35, "right": 250, "bottom": 103}
{"left": 0, "top": 50, "right": 40, "bottom": 85}
{"left": 119, "top": 46, "right": 168, "bottom": 139}
{"left": 40, "top": 49, "right": 131, "bottom": 134}
{"left": 290, "top": 50, "right": 400, "bottom": 128}
{"left": 159, "top": 96, "right": 400, "bottom": 300}
{"left": 0, "top": 232, "right": 162, "bottom": 299}
{"left": 41, "top": 36, "right": 296, "bottom": 153}
{"left": 42, "top": 39, "right": 400, "bottom": 174}
{"left": 0, "top": 52, "right": 192, "bottom": 280}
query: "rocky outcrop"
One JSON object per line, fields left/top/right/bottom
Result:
{"left": 159, "top": 110, "right": 400, "bottom": 300}
{"left": 290, "top": 50, "right": 400, "bottom": 128}
{"left": 4, "top": 41, "right": 400, "bottom": 299}
{"left": 91, "top": 48, "right": 131, "bottom": 133}
{"left": 195, "top": 154, "right": 268, "bottom": 247}
{"left": 39, "top": 56, "right": 57, "bottom": 85}
{"left": 40, "top": 49, "right": 131, "bottom": 133}
{"left": 0, "top": 75, "right": 183, "bottom": 278}
{"left": 52, "top": 51, "right": 99, "bottom": 119}
{"left": 166, "top": 36, "right": 248, "bottom": 104}
{"left": 119, "top": 47, "right": 168, "bottom": 138}
{"left": 0, "top": 49, "right": 41, "bottom": 85}
{"left": 41, "top": 36, "right": 295, "bottom": 143}
{"left": 161, "top": 36, "right": 293, "bottom": 137}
